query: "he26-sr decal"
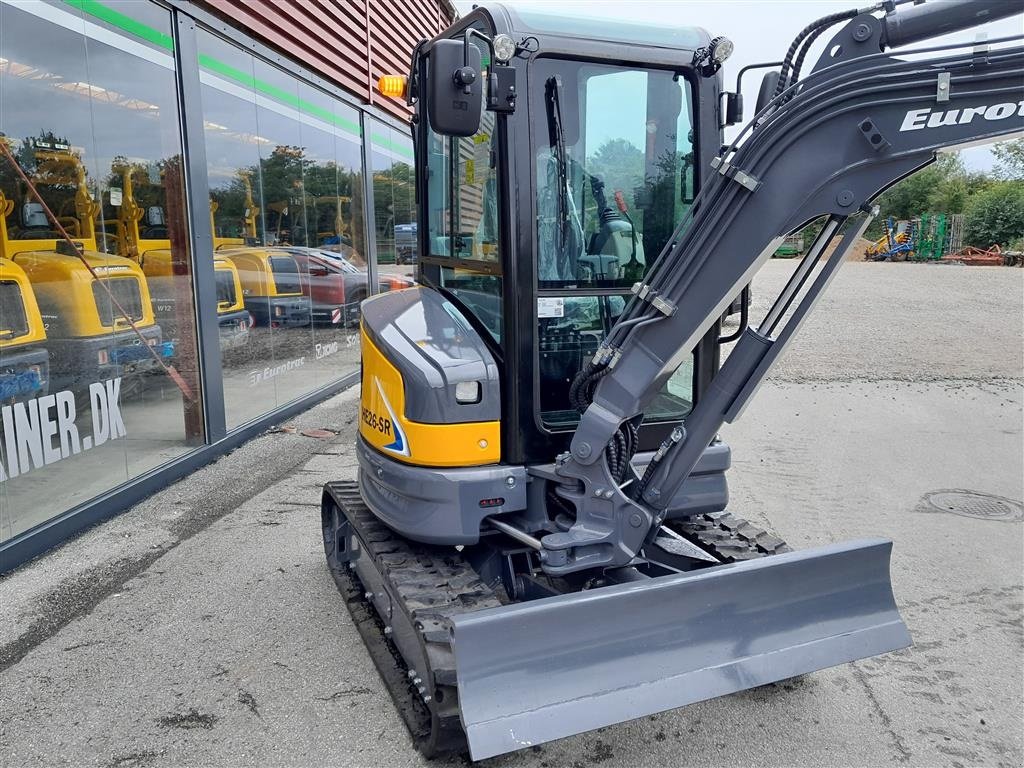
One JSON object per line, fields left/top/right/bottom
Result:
{"left": 361, "top": 377, "right": 409, "bottom": 456}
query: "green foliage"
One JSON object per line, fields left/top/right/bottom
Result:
{"left": 962, "top": 181, "right": 1024, "bottom": 248}
{"left": 867, "top": 151, "right": 1001, "bottom": 240}
{"left": 991, "top": 138, "right": 1024, "bottom": 181}
{"left": 209, "top": 144, "right": 365, "bottom": 247}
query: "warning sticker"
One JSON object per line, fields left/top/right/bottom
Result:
{"left": 537, "top": 297, "right": 564, "bottom": 318}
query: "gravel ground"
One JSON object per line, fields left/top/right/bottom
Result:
{"left": 0, "top": 260, "right": 1021, "bottom": 768}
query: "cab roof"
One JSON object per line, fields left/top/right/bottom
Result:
{"left": 485, "top": 2, "right": 709, "bottom": 51}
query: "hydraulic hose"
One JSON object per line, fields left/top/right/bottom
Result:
{"left": 774, "top": 7, "right": 863, "bottom": 98}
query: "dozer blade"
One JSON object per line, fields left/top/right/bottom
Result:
{"left": 450, "top": 538, "right": 910, "bottom": 760}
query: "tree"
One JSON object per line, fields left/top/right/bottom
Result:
{"left": 991, "top": 139, "right": 1024, "bottom": 181}
{"left": 586, "top": 138, "right": 645, "bottom": 206}
{"left": 962, "top": 181, "right": 1024, "bottom": 248}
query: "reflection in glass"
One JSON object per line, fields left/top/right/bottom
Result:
{"left": 533, "top": 59, "right": 695, "bottom": 289}
{"left": 0, "top": 0, "right": 201, "bottom": 542}
{"left": 370, "top": 121, "right": 418, "bottom": 296}
{"left": 531, "top": 59, "right": 697, "bottom": 429}
{"left": 197, "top": 29, "right": 389, "bottom": 429}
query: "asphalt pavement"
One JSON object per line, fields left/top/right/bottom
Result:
{"left": 0, "top": 260, "right": 1021, "bottom": 768}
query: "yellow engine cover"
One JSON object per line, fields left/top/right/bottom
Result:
{"left": 359, "top": 327, "right": 500, "bottom": 467}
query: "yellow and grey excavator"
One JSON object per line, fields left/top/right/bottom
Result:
{"left": 320, "top": 1, "right": 1024, "bottom": 760}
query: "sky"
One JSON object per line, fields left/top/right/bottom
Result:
{"left": 452, "top": 0, "right": 1023, "bottom": 172}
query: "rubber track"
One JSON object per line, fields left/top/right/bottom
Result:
{"left": 668, "top": 510, "right": 792, "bottom": 562}
{"left": 326, "top": 481, "right": 789, "bottom": 756}
{"left": 327, "top": 481, "right": 501, "bottom": 756}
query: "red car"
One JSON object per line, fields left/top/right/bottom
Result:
{"left": 284, "top": 247, "right": 413, "bottom": 326}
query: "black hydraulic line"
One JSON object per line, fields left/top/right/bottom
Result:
{"left": 774, "top": 6, "right": 863, "bottom": 98}
{"left": 788, "top": 23, "right": 831, "bottom": 89}
{"left": 720, "top": 286, "right": 753, "bottom": 342}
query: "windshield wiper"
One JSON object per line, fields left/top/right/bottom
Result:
{"left": 545, "top": 75, "right": 571, "bottom": 260}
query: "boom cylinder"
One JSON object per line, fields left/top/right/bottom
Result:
{"left": 883, "top": 0, "right": 1022, "bottom": 49}
{"left": 641, "top": 326, "right": 773, "bottom": 509}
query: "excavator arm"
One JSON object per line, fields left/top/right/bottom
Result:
{"left": 545, "top": 0, "right": 1024, "bottom": 574}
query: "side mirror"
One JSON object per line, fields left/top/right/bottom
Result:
{"left": 723, "top": 92, "right": 743, "bottom": 126}
{"left": 755, "top": 70, "right": 781, "bottom": 115}
{"left": 428, "top": 39, "right": 483, "bottom": 137}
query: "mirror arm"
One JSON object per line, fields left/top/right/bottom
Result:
{"left": 463, "top": 28, "right": 496, "bottom": 70}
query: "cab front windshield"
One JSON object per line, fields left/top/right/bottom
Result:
{"left": 535, "top": 58, "right": 695, "bottom": 289}
{"left": 534, "top": 58, "right": 697, "bottom": 428}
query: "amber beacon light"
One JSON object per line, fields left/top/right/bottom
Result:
{"left": 377, "top": 75, "right": 407, "bottom": 99}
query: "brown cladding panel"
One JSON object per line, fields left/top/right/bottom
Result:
{"left": 195, "top": 0, "right": 454, "bottom": 120}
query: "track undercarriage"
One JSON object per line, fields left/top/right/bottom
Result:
{"left": 321, "top": 480, "right": 795, "bottom": 757}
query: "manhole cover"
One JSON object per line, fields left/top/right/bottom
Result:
{"left": 300, "top": 428, "right": 337, "bottom": 439}
{"left": 920, "top": 490, "right": 1023, "bottom": 522}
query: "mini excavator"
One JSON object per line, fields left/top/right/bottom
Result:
{"left": 320, "top": 0, "right": 1024, "bottom": 759}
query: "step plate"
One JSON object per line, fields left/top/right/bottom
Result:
{"left": 450, "top": 538, "right": 910, "bottom": 760}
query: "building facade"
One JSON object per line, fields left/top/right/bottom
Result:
{"left": 0, "top": 0, "right": 453, "bottom": 570}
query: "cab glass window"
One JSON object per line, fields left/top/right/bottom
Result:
{"left": 423, "top": 34, "right": 502, "bottom": 343}
{"left": 533, "top": 59, "right": 694, "bottom": 290}
{"left": 533, "top": 58, "right": 696, "bottom": 429}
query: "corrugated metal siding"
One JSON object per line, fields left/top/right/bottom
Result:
{"left": 195, "top": 0, "right": 453, "bottom": 120}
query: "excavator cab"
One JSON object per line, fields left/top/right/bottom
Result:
{"left": 406, "top": 8, "right": 722, "bottom": 469}
{"left": 322, "top": 1, "right": 1022, "bottom": 760}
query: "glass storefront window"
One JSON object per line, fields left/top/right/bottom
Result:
{"left": 196, "top": 28, "right": 367, "bottom": 429}
{"left": 0, "top": 0, "right": 202, "bottom": 543}
{"left": 0, "top": 1, "right": 418, "bottom": 549}
{"left": 369, "top": 120, "right": 417, "bottom": 289}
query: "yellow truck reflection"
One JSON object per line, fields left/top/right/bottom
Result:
{"left": 1, "top": 140, "right": 171, "bottom": 402}
{"left": 112, "top": 163, "right": 252, "bottom": 350}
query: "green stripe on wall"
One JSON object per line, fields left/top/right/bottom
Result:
{"left": 62, "top": 0, "right": 363, "bottom": 138}
{"left": 198, "top": 54, "right": 362, "bottom": 137}
{"left": 63, "top": 0, "right": 174, "bottom": 50}
{"left": 371, "top": 132, "right": 414, "bottom": 160}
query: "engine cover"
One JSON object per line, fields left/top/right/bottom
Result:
{"left": 359, "top": 286, "right": 501, "bottom": 467}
